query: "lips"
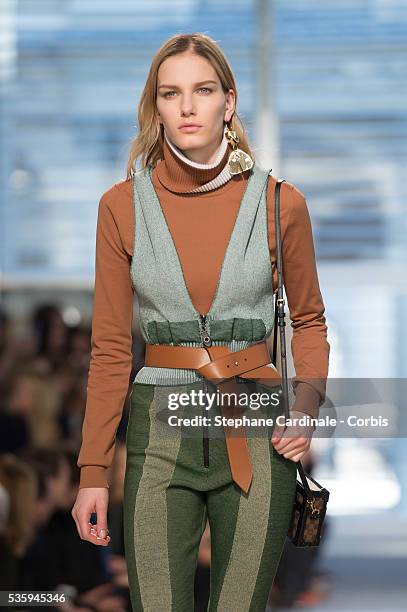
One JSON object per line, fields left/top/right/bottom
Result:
{"left": 179, "top": 124, "right": 202, "bottom": 132}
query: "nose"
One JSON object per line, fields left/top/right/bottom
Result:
{"left": 180, "top": 94, "right": 196, "bottom": 117}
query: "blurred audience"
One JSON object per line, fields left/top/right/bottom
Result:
{"left": 0, "top": 303, "right": 133, "bottom": 610}
{"left": 0, "top": 453, "right": 37, "bottom": 589}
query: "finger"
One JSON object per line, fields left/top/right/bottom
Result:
{"left": 274, "top": 433, "right": 311, "bottom": 452}
{"left": 271, "top": 424, "right": 285, "bottom": 443}
{"left": 288, "top": 452, "right": 305, "bottom": 462}
{"left": 76, "top": 502, "right": 95, "bottom": 542}
{"left": 283, "top": 443, "right": 309, "bottom": 460}
{"left": 88, "top": 521, "right": 111, "bottom": 545}
{"left": 88, "top": 530, "right": 111, "bottom": 546}
{"left": 96, "top": 497, "right": 109, "bottom": 540}
{"left": 78, "top": 508, "right": 95, "bottom": 542}
{"left": 273, "top": 437, "right": 299, "bottom": 453}
{"left": 71, "top": 511, "right": 82, "bottom": 540}
{"left": 88, "top": 531, "right": 111, "bottom": 546}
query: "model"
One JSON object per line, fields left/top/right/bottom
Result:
{"left": 72, "top": 32, "right": 330, "bottom": 612}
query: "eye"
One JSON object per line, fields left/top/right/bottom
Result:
{"left": 162, "top": 87, "right": 212, "bottom": 98}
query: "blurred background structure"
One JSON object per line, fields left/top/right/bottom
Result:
{"left": 1, "top": 1, "right": 407, "bottom": 610}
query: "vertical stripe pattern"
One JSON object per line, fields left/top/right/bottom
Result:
{"left": 214, "top": 435, "right": 272, "bottom": 611}
{"left": 124, "top": 381, "right": 297, "bottom": 611}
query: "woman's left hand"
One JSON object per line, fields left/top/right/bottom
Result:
{"left": 271, "top": 410, "right": 315, "bottom": 462}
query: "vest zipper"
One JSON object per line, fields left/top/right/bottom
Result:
{"left": 200, "top": 314, "right": 212, "bottom": 347}
{"left": 200, "top": 315, "right": 211, "bottom": 468}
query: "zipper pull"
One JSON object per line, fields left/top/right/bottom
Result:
{"left": 200, "top": 315, "right": 212, "bottom": 347}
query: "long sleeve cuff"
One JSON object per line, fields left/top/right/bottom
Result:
{"left": 290, "top": 381, "right": 322, "bottom": 419}
{"left": 79, "top": 466, "right": 110, "bottom": 489}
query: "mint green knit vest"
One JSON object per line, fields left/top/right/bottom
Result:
{"left": 130, "top": 162, "right": 275, "bottom": 385}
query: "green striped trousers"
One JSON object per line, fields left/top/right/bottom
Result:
{"left": 123, "top": 380, "right": 297, "bottom": 612}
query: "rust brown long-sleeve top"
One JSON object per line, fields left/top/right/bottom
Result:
{"left": 77, "top": 139, "right": 330, "bottom": 489}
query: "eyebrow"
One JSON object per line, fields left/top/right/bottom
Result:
{"left": 158, "top": 80, "right": 218, "bottom": 89}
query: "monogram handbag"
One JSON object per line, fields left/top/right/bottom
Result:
{"left": 271, "top": 178, "right": 330, "bottom": 548}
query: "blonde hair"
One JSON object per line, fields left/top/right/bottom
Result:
{"left": 126, "top": 32, "right": 255, "bottom": 179}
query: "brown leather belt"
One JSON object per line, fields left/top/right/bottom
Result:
{"left": 144, "top": 340, "right": 282, "bottom": 494}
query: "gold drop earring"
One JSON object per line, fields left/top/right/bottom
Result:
{"left": 224, "top": 121, "right": 254, "bottom": 175}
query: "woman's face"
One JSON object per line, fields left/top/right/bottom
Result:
{"left": 156, "top": 51, "right": 235, "bottom": 164}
